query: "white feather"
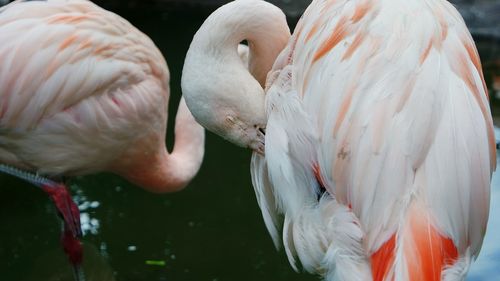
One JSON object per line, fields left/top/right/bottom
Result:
{"left": 250, "top": 0, "right": 495, "bottom": 279}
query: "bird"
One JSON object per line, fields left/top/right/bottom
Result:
{"left": 181, "top": 0, "right": 496, "bottom": 280}
{"left": 0, "top": 0, "right": 205, "bottom": 278}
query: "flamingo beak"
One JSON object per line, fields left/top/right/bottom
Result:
{"left": 251, "top": 126, "right": 266, "bottom": 155}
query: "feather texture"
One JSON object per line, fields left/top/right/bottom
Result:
{"left": 251, "top": 0, "right": 495, "bottom": 279}
{"left": 0, "top": 0, "right": 205, "bottom": 192}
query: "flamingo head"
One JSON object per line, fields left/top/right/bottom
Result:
{"left": 181, "top": 0, "right": 290, "bottom": 155}
{"left": 182, "top": 51, "right": 267, "bottom": 155}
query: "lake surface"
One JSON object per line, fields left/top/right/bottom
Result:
{"left": 1, "top": 6, "right": 499, "bottom": 281}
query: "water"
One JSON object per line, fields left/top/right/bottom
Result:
{"left": 0, "top": 6, "right": 499, "bottom": 281}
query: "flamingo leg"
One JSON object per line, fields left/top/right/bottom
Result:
{"left": 0, "top": 164, "right": 84, "bottom": 281}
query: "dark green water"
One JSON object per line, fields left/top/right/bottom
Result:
{"left": 1, "top": 7, "right": 499, "bottom": 281}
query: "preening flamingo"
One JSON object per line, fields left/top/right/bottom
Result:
{"left": 0, "top": 0, "right": 205, "bottom": 278}
{"left": 182, "top": 0, "right": 496, "bottom": 280}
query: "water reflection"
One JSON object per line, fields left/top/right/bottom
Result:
{"left": 21, "top": 243, "right": 116, "bottom": 281}
{"left": 73, "top": 186, "right": 101, "bottom": 236}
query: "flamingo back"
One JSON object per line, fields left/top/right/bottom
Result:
{"left": 0, "top": 0, "right": 170, "bottom": 176}
{"left": 252, "top": 0, "right": 495, "bottom": 280}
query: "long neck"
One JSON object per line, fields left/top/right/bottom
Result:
{"left": 189, "top": 0, "right": 291, "bottom": 86}
{"left": 181, "top": 0, "right": 290, "bottom": 148}
{"left": 114, "top": 98, "right": 204, "bottom": 193}
{"left": 164, "top": 97, "right": 205, "bottom": 191}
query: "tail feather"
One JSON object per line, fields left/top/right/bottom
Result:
{"left": 441, "top": 248, "right": 471, "bottom": 281}
{"left": 371, "top": 202, "right": 460, "bottom": 281}
{"left": 403, "top": 204, "right": 458, "bottom": 281}
{"left": 371, "top": 235, "right": 396, "bottom": 281}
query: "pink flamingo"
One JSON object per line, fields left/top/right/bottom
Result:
{"left": 0, "top": 0, "right": 204, "bottom": 279}
{"left": 182, "top": 0, "right": 496, "bottom": 280}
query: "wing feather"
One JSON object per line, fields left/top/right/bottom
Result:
{"left": 0, "top": 0, "right": 169, "bottom": 174}
{"left": 288, "top": 0, "right": 495, "bottom": 256}
{"left": 261, "top": 0, "right": 494, "bottom": 268}
{"left": 250, "top": 153, "right": 281, "bottom": 248}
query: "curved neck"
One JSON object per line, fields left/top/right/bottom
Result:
{"left": 190, "top": 0, "right": 290, "bottom": 87}
{"left": 181, "top": 0, "right": 290, "bottom": 150}
{"left": 113, "top": 98, "right": 204, "bottom": 193}
{"left": 163, "top": 97, "right": 205, "bottom": 191}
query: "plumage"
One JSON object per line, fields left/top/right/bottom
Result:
{"left": 258, "top": 0, "right": 496, "bottom": 279}
{"left": 183, "top": 0, "right": 495, "bottom": 280}
{"left": 0, "top": 0, "right": 205, "bottom": 192}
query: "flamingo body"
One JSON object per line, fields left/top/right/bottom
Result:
{"left": 253, "top": 0, "right": 496, "bottom": 280}
{"left": 1, "top": 1, "right": 205, "bottom": 277}
{"left": 0, "top": 0, "right": 204, "bottom": 192}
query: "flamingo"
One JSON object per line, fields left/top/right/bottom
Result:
{"left": 182, "top": 0, "right": 496, "bottom": 280}
{"left": 0, "top": 0, "right": 205, "bottom": 279}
